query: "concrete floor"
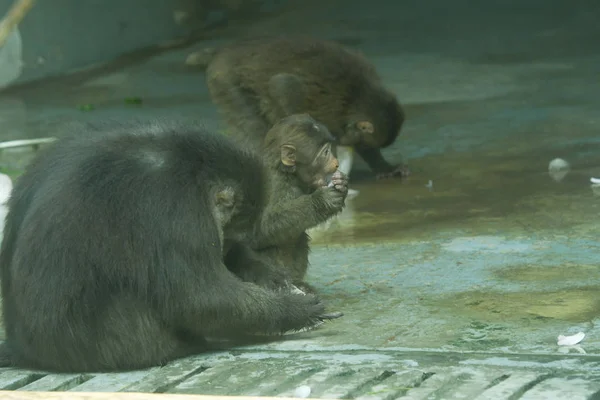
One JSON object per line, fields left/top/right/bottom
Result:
{"left": 0, "top": 0, "right": 599, "bottom": 397}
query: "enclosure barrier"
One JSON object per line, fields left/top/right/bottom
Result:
{"left": 0, "top": 391, "right": 312, "bottom": 400}
{"left": 0, "top": 138, "right": 56, "bottom": 151}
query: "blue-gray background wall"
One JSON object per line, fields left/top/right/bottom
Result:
{"left": 0, "top": 0, "right": 202, "bottom": 84}
{"left": 0, "top": 0, "right": 294, "bottom": 86}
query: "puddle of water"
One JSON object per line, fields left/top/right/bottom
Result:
{"left": 495, "top": 263, "right": 600, "bottom": 283}
{"left": 432, "top": 286, "right": 600, "bottom": 323}
{"left": 311, "top": 137, "right": 599, "bottom": 246}
{"left": 442, "top": 236, "right": 532, "bottom": 253}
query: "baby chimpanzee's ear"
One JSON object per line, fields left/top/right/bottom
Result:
{"left": 356, "top": 121, "right": 374, "bottom": 134}
{"left": 280, "top": 144, "right": 297, "bottom": 166}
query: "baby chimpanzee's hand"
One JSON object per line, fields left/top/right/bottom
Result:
{"left": 314, "top": 186, "right": 346, "bottom": 214}
{"left": 328, "top": 170, "right": 349, "bottom": 194}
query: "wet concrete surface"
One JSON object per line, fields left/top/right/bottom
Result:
{"left": 0, "top": 0, "right": 599, "bottom": 397}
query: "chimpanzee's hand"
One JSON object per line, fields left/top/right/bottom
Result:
{"left": 314, "top": 186, "right": 346, "bottom": 215}
{"left": 278, "top": 292, "right": 344, "bottom": 334}
{"left": 313, "top": 170, "right": 349, "bottom": 215}
{"left": 231, "top": 252, "right": 293, "bottom": 291}
{"left": 328, "top": 170, "right": 349, "bottom": 195}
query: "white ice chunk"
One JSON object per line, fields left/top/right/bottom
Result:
{"left": 336, "top": 146, "right": 354, "bottom": 176}
{"left": 0, "top": 173, "right": 13, "bottom": 204}
{"left": 0, "top": 173, "right": 13, "bottom": 237}
{"left": 294, "top": 385, "right": 312, "bottom": 398}
{"left": 289, "top": 284, "right": 306, "bottom": 296}
{"left": 557, "top": 331, "right": 585, "bottom": 346}
{"left": 548, "top": 158, "right": 570, "bottom": 182}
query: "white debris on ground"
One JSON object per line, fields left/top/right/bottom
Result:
{"left": 294, "top": 385, "right": 312, "bottom": 398}
{"left": 289, "top": 284, "right": 306, "bottom": 296}
{"left": 590, "top": 177, "right": 600, "bottom": 196}
{"left": 0, "top": 173, "right": 12, "bottom": 203}
{"left": 0, "top": 173, "right": 13, "bottom": 234}
{"left": 557, "top": 331, "right": 585, "bottom": 346}
{"left": 548, "top": 158, "right": 570, "bottom": 182}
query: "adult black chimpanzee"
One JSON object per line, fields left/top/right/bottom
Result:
{"left": 0, "top": 120, "right": 341, "bottom": 373}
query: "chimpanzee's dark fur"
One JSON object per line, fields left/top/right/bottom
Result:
{"left": 0, "top": 120, "right": 338, "bottom": 373}
{"left": 205, "top": 35, "right": 407, "bottom": 178}
{"left": 225, "top": 114, "right": 348, "bottom": 293}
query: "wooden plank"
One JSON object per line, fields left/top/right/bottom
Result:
{"left": 121, "top": 357, "right": 209, "bottom": 393}
{"left": 354, "top": 370, "right": 425, "bottom": 400}
{"left": 68, "top": 371, "right": 156, "bottom": 393}
{"left": 474, "top": 372, "right": 547, "bottom": 400}
{"left": 241, "top": 365, "right": 320, "bottom": 397}
{"left": 276, "top": 366, "right": 350, "bottom": 398}
{"left": 519, "top": 377, "right": 600, "bottom": 400}
{"left": 0, "top": 391, "right": 312, "bottom": 400}
{"left": 170, "top": 360, "right": 249, "bottom": 395}
{"left": 17, "top": 374, "right": 90, "bottom": 392}
{"left": 0, "top": 370, "right": 45, "bottom": 390}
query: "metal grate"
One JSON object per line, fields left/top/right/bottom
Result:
{"left": 1, "top": 349, "right": 599, "bottom": 399}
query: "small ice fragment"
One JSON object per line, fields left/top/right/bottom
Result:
{"left": 326, "top": 172, "right": 335, "bottom": 188}
{"left": 0, "top": 173, "right": 13, "bottom": 204}
{"left": 548, "top": 158, "right": 570, "bottom": 182}
{"left": 337, "top": 146, "right": 354, "bottom": 176}
{"left": 0, "top": 173, "right": 13, "bottom": 233}
{"left": 294, "top": 385, "right": 312, "bottom": 398}
{"left": 591, "top": 177, "right": 600, "bottom": 184}
{"left": 425, "top": 180, "right": 433, "bottom": 191}
{"left": 557, "top": 331, "right": 585, "bottom": 346}
{"left": 289, "top": 284, "right": 306, "bottom": 296}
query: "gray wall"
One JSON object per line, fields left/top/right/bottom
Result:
{"left": 0, "top": 0, "right": 212, "bottom": 85}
